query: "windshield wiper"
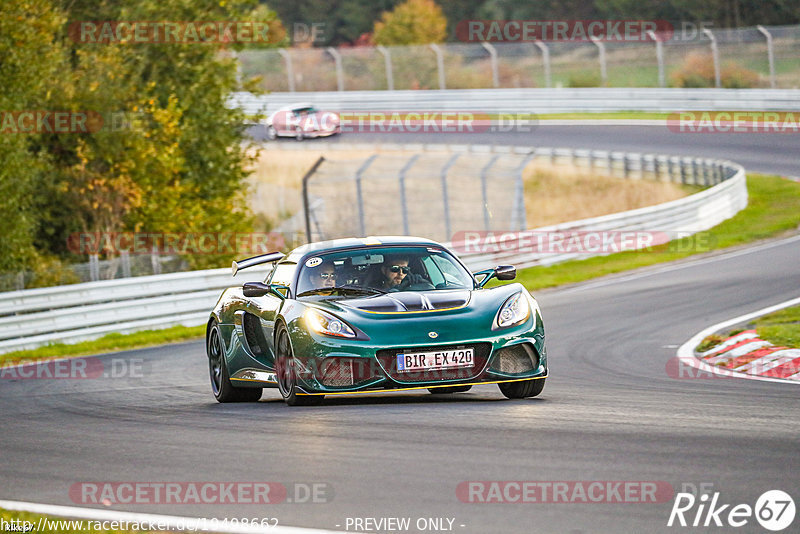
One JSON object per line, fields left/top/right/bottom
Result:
{"left": 297, "top": 285, "right": 387, "bottom": 297}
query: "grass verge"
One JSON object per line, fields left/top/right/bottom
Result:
{"left": 514, "top": 174, "right": 800, "bottom": 291}
{"left": 753, "top": 305, "right": 800, "bottom": 348}
{"left": 0, "top": 325, "right": 205, "bottom": 366}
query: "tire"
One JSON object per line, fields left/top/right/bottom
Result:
{"left": 275, "top": 325, "right": 324, "bottom": 406}
{"left": 428, "top": 385, "right": 472, "bottom": 394}
{"left": 498, "top": 378, "right": 545, "bottom": 399}
{"left": 294, "top": 127, "right": 304, "bottom": 141}
{"left": 266, "top": 125, "right": 277, "bottom": 141}
{"left": 207, "top": 321, "right": 262, "bottom": 403}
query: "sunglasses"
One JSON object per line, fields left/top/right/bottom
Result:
{"left": 389, "top": 265, "right": 410, "bottom": 274}
{"left": 317, "top": 272, "right": 336, "bottom": 280}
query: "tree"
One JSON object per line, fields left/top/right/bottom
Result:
{"left": 373, "top": 0, "right": 447, "bottom": 46}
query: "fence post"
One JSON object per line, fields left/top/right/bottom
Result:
{"left": 278, "top": 49, "right": 296, "bottom": 92}
{"left": 647, "top": 30, "right": 665, "bottom": 87}
{"left": 481, "top": 42, "right": 500, "bottom": 88}
{"left": 590, "top": 36, "right": 607, "bottom": 85}
{"left": 89, "top": 254, "right": 100, "bottom": 282}
{"left": 512, "top": 154, "right": 534, "bottom": 230}
{"left": 430, "top": 44, "right": 446, "bottom": 89}
{"left": 302, "top": 156, "right": 326, "bottom": 242}
{"left": 702, "top": 29, "right": 721, "bottom": 88}
{"left": 121, "top": 251, "right": 131, "bottom": 278}
{"left": 355, "top": 155, "right": 378, "bottom": 237}
{"left": 756, "top": 25, "right": 777, "bottom": 89}
{"left": 398, "top": 154, "right": 420, "bottom": 235}
{"left": 440, "top": 154, "right": 460, "bottom": 241}
{"left": 534, "top": 41, "right": 551, "bottom": 88}
{"left": 480, "top": 155, "right": 500, "bottom": 230}
{"left": 376, "top": 45, "right": 394, "bottom": 90}
{"left": 327, "top": 47, "right": 344, "bottom": 91}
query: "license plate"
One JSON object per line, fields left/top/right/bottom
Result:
{"left": 396, "top": 348, "right": 474, "bottom": 372}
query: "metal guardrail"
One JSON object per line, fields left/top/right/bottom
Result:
{"left": 0, "top": 144, "right": 746, "bottom": 354}
{"left": 230, "top": 88, "right": 800, "bottom": 115}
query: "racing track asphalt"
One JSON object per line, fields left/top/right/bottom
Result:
{"left": 2, "top": 127, "right": 800, "bottom": 533}
{"left": 254, "top": 125, "right": 800, "bottom": 177}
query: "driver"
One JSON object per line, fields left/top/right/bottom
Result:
{"left": 374, "top": 254, "right": 429, "bottom": 291}
{"left": 308, "top": 260, "right": 337, "bottom": 290}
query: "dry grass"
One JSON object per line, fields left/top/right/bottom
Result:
{"left": 522, "top": 161, "right": 689, "bottom": 227}
{"left": 247, "top": 148, "right": 690, "bottom": 230}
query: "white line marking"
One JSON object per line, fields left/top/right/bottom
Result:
{"left": 676, "top": 296, "right": 800, "bottom": 385}
{"left": 0, "top": 500, "right": 345, "bottom": 534}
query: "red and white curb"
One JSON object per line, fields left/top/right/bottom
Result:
{"left": 677, "top": 296, "right": 800, "bottom": 385}
{"left": 0, "top": 499, "right": 344, "bottom": 534}
{"left": 698, "top": 330, "right": 800, "bottom": 380}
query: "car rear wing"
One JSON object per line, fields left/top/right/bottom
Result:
{"left": 232, "top": 252, "right": 285, "bottom": 276}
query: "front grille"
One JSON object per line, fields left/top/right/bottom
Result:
{"left": 319, "top": 357, "right": 377, "bottom": 387}
{"left": 376, "top": 343, "right": 491, "bottom": 383}
{"left": 490, "top": 344, "right": 538, "bottom": 375}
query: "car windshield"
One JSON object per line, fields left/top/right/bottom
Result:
{"left": 296, "top": 246, "right": 475, "bottom": 298}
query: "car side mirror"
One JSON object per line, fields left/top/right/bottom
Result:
{"left": 474, "top": 265, "right": 517, "bottom": 287}
{"left": 243, "top": 282, "right": 270, "bottom": 297}
{"left": 243, "top": 282, "right": 289, "bottom": 299}
{"left": 495, "top": 265, "right": 517, "bottom": 281}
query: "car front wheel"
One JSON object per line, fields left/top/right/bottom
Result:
{"left": 498, "top": 378, "right": 545, "bottom": 399}
{"left": 275, "top": 325, "right": 323, "bottom": 406}
{"left": 208, "top": 321, "right": 262, "bottom": 403}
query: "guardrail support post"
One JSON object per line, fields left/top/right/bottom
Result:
{"left": 430, "top": 44, "right": 446, "bottom": 89}
{"left": 398, "top": 154, "right": 420, "bottom": 235}
{"left": 440, "top": 154, "right": 460, "bottom": 241}
{"left": 757, "top": 25, "right": 777, "bottom": 89}
{"left": 278, "top": 49, "right": 296, "bottom": 92}
{"left": 327, "top": 47, "right": 345, "bottom": 91}
{"left": 355, "top": 155, "right": 378, "bottom": 237}
{"left": 376, "top": 45, "right": 394, "bottom": 90}
{"left": 480, "top": 155, "right": 500, "bottom": 230}
{"left": 647, "top": 30, "right": 665, "bottom": 87}
{"left": 703, "top": 29, "right": 721, "bottom": 88}
{"left": 590, "top": 36, "right": 607, "bottom": 85}
{"left": 481, "top": 42, "right": 500, "bottom": 88}
{"left": 534, "top": 41, "right": 551, "bottom": 88}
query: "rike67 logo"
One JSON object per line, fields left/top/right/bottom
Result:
{"left": 668, "top": 489, "right": 795, "bottom": 531}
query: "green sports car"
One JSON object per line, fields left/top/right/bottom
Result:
{"left": 206, "top": 236, "right": 547, "bottom": 406}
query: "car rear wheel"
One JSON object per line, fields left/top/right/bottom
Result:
{"left": 275, "top": 326, "right": 323, "bottom": 406}
{"left": 208, "top": 321, "right": 262, "bottom": 403}
{"left": 428, "top": 385, "right": 472, "bottom": 394}
{"left": 266, "top": 125, "right": 277, "bottom": 140}
{"left": 498, "top": 378, "right": 545, "bottom": 399}
{"left": 294, "top": 127, "right": 304, "bottom": 141}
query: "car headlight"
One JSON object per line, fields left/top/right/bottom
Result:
{"left": 305, "top": 308, "right": 356, "bottom": 338}
{"left": 493, "top": 292, "right": 531, "bottom": 330}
